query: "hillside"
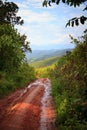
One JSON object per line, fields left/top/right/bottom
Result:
{"left": 26, "top": 49, "right": 72, "bottom": 63}
{"left": 31, "top": 56, "right": 59, "bottom": 68}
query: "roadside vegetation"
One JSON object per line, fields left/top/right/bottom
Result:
{"left": 0, "top": 24, "right": 36, "bottom": 98}
{"left": 35, "top": 66, "right": 53, "bottom": 78}
{"left": 49, "top": 30, "right": 87, "bottom": 129}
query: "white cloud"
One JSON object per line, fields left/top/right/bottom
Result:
{"left": 18, "top": 9, "right": 56, "bottom": 23}
{"left": 16, "top": 2, "right": 29, "bottom": 9}
{"left": 14, "top": 0, "right": 87, "bottom": 50}
{"left": 16, "top": 17, "right": 86, "bottom": 49}
{"left": 28, "top": 0, "right": 43, "bottom": 3}
{"left": 24, "top": 0, "right": 44, "bottom": 8}
{"left": 50, "top": 34, "right": 69, "bottom": 44}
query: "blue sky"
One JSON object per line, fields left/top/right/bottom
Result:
{"left": 9, "top": 0, "right": 87, "bottom": 50}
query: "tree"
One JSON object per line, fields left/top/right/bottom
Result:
{"left": 0, "top": 0, "right": 35, "bottom": 97}
{"left": 43, "top": 0, "right": 87, "bottom": 7}
{"left": 0, "top": 24, "right": 31, "bottom": 73}
{"left": 0, "top": 0, "right": 24, "bottom": 25}
{"left": 43, "top": 0, "right": 87, "bottom": 27}
{"left": 0, "top": 0, "right": 31, "bottom": 73}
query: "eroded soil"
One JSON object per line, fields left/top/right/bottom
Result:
{"left": 0, "top": 78, "right": 57, "bottom": 130}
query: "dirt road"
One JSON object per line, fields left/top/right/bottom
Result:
{"left": 0, "top": 78, "right": 57, "bottom": 130}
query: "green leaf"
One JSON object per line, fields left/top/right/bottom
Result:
{"left": 71, "top": 21, "right": 74, "bottom": 27}
{"left": 75, "top": 19, "right": 79, "bottom": 26}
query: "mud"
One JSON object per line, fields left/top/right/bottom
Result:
{"left": 0, "top": 78, "right": 57, "bottom": 130}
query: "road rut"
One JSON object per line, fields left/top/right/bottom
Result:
{"left": 0, "top": 78, "right": 57, "bottom": 130}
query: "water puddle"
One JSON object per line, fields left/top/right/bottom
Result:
{"left": 20, "top": 79, "right": 44, "bottom": 96}
{"left": 39, "top": 78, "right": 56, "bottom": 130}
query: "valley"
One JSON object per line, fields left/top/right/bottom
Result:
{"left": 26, "top": 49, "right": 72, "bottom": 68}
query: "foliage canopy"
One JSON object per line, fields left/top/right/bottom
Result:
{"left": 0, "top": 24, "right": 31, "bottom": 73}
{"left": 43, "top": 0, "right": 87, "bottom": 27}
{"left": 0, "top": 0, "right": 24, "bottom": 25}
{"left": 43, "top": 0, "right": 87, "bottom": 7}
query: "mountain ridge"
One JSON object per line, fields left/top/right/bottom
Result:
{"left": 26, "top": 49, "right": 72, "bottom": 63}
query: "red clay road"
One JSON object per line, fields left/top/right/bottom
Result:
{"left": 0, "top": 78, "right": 57, "bottom": 130}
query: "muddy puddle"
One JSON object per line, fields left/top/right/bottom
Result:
{"left": 39, "top": 78, "right": 56, "bottom": 130}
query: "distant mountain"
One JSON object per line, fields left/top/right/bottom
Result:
{"left": 26, "top": 49, "right": 72, "bottom": 63}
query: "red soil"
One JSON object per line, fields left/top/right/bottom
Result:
{"left": 0, "top": 78, "right": 57, "bottom": 130}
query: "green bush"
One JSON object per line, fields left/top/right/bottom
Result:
{"left": 0, "top": 72, "right": 15, "bottom": 97}
{"left": 0, "top": 63, "right": 36, "bottom": 98}
{"left": 49, "top": 31, "right": 87, "bottom": 129}
{"left": 14, "top": 63, "right": 36, "bottom": 87}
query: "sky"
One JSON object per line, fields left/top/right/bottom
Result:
{"left": 9, "top": 0, "right": 87, "bottom": 50}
